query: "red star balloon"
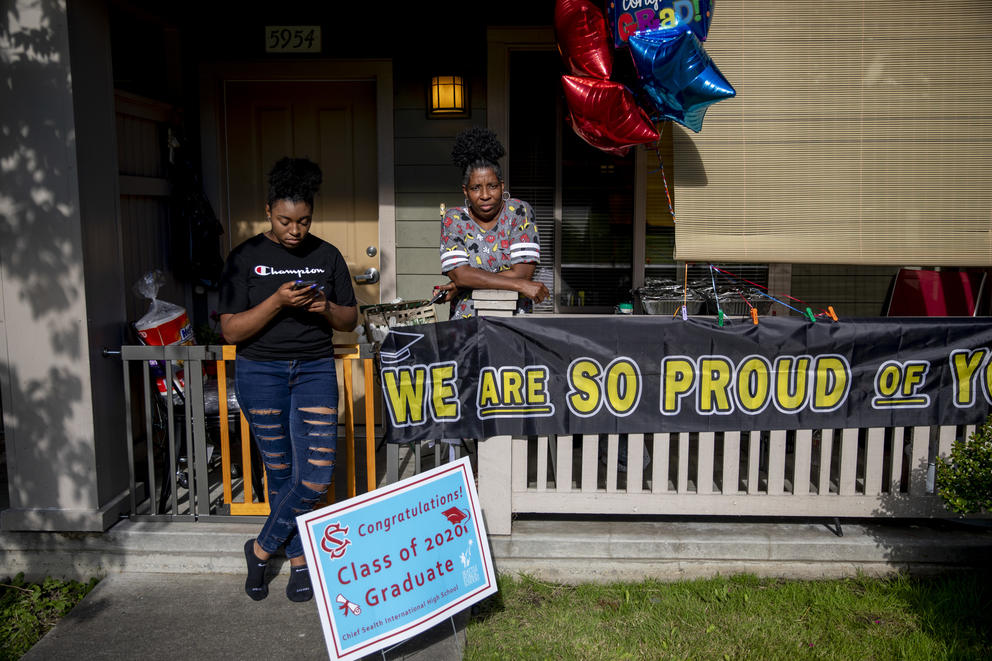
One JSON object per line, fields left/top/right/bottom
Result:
{"left": 561, "top": 75, "right": 660, "bottom": 156}
{"left": 555, "top": 0, "right": 613, "bottom": 79}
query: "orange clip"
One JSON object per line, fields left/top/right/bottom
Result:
{"left": 750, "top": 308, "right": 759, "bottom": 325}
{"left": 827, "top": 306, "right": 838, "bottom": 322}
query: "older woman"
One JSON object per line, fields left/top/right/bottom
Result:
{"left": 438, "top": 128, "right": 548, "bottom": 317}
{"left": 218, "top": 157, "right": 357, "bottom": 602}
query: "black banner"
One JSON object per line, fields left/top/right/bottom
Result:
{"left": 378, "top": 316, "right": 992, "bottom": 443}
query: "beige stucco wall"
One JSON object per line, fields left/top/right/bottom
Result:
{"left": 0, "top": 0, "right": 129, "bottom": 531}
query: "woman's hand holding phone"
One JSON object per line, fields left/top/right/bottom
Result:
{"left": 277, "top": 280, "right": 320, "bottom": 308}
{"left": 305, "top": 287, "right": 331, "bottom": 315}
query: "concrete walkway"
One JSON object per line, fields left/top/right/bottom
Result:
{"left": 6, "top": 518, "right": 991, "bottom": 659}
{"left": 20, "top": 572, "right": 467, "bottom": 661}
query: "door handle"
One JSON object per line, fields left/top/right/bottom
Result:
{"left": 354, "top": 267, "right": 380, "bottom": 285}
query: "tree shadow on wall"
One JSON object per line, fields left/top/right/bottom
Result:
{"left": 1, "top": 2, "right": 96, "bottom": 528}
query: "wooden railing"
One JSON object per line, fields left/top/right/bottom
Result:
{"left": 119, "top": 344, "right": 983, "bottom": 531}
{"left": 477, "top": 426, "right": 971, "bottom": 535}
{"left": 215, "top": 343, "right": 378, "bottom": 515}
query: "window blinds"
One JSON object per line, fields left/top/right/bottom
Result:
{"left": 669, "top": 0, "right": 992, "bottom": 266}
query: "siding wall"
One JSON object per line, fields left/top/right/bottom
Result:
{"left": 392, "top": 71, "right": 487, "bottom": 320}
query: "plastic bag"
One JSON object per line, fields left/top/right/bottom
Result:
{"left": 133, "top": 271, "right": 195, "bottom": 346}
{"left": 133, "top": 271, "right": 194, "bottom": 398}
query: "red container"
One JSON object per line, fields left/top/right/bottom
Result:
{"left": 136, "top": 308, "right": 194, "bottom": 346}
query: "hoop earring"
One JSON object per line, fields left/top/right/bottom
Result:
{"left": 463, "top": 198, "right": 470, "bottom": 209}
{"left": 501, "top": 191, "right": 510, "bottom": 202}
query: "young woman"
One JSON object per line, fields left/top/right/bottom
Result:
{"left": 218, "top": 157, "right": 357, "bottom": 602}
{"left": 438, "top": 127, "right": 549, "bottom": 317}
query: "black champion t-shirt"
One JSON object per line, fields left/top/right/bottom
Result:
{"left": 218, "top": 233, "right": 357, "bottom": 360}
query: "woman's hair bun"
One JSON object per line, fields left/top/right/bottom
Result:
{"left": 267, "top": 157, "right": 323, "bottom": 207}
{"left": 451, "top": 127, "right": 505, "bottom": 171}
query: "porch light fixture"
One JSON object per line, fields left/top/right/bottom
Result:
{"left": 428, "top": 75, "right": 468, "bottom": 118}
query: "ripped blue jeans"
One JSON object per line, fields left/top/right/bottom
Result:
{"left": 235, "top": 356, "right": 338, "bottom": 559}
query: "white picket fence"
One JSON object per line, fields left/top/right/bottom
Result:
{"left": 477, "top": 425, "right": 967, "bottom": 534}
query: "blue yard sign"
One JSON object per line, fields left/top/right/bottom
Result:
{"left": 298, "top": 457, "right": 497, "bottom": 660}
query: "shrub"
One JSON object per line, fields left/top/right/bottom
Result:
{"left": 0, "top": 573, "right": 98, "bottom": 661}
{"left": 936, "top": 416, "right": 992, "bottom": 514}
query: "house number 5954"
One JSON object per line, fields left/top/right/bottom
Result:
{"left": 264, "top": 26, "right": 321, "bottom": 53}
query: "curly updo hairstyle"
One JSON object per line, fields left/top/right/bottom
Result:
{"left": 451, "top": 127, "right": 505, "bottom": 186}
{"left": 266, "top": 157, "right": 323, "bottom": 210}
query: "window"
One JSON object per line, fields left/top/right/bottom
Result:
{"left": 504, "top": 46, "right": 766, "bottom": 314}
{"left": 509, "top": 49, "right": 635, "bottom": 313}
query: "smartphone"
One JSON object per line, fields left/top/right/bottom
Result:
{"left": 293, "top": 279, "right": 318, "bottom": 290}
{"left": 429, "top": 288, "right": 447, "bottom": 305}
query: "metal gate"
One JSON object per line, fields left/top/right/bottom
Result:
{"left": 120, "top": 344, "right": 378, "bottom": 521}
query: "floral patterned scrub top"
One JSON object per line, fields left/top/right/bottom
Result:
{"left": 439, "top": 198, "right": 540, "bottom": 318}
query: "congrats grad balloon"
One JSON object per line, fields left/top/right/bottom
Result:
{"left": 608, "top": 0, "right": 713, "bottom": 48}
{"left": 628, "top": 24, "right": 735, "bottom": 132}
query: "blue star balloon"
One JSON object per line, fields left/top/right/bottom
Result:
{"left": 629, "top": 25, "right": 735, "bottom": 132}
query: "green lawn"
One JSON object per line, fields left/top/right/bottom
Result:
{"left": 466, "top": 572, "right": 991, "bottom": 660}
{"left": 0, "top": 574, "right": 98, "bottom": 661}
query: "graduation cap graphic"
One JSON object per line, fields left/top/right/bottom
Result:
{"left": 379, "top": 330, "right": 424, "bottom": 365}
{"left": 442, "top": 507, "right": 470, "bottom": 525}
